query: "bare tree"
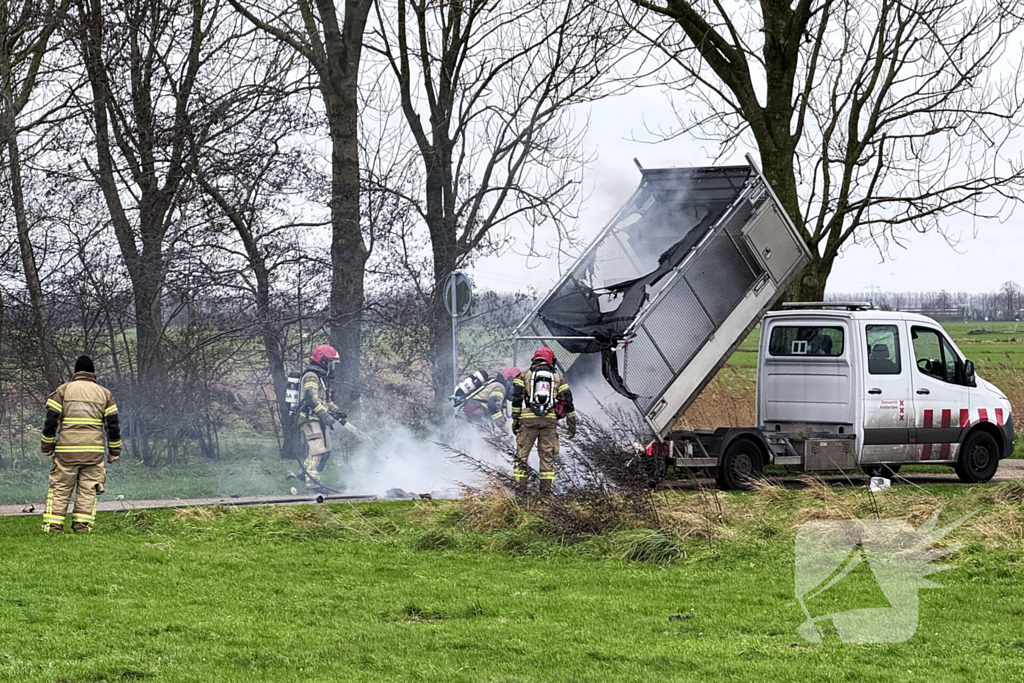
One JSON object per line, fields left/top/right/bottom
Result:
{"left": 73, "top": 0, "right": 217, "bottom": 461}
{"left": 371, "top": 0, "right": 618, "bottom": 417}
{"left": 0, "top": 0, "right": 71, "bottom": 389}
{"left": 1001, "top": 281, "right": 1022, "bottom": 320}
{"left": 228, "top": 0, "right": 373, "bottom": 411}
{"left": 623, "top": 0, "right": 1024, "bottom": 300}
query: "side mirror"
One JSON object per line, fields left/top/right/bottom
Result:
{"left": 963, "top": 359, "right": 976, "bottom": 387}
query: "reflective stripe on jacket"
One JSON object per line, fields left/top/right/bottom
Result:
{"left": 298, "top": 365, "right": 338, "bottom": 426}
{"left": 467, "top": 380, "right": 508, "bottom": 424}
{"left": 42, "top": 372, "right": 120, "bottom": 465}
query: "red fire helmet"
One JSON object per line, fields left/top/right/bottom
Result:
{"left": 500, "top": 367, "right": 521, "bottom": 381}
{"left": 532, "top": 347, "right": 556, "bottom": 365}
{"left": 310, "top": 344, "right": 341, "bottom": 367}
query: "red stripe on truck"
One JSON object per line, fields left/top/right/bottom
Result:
{"left": 939, "top": 409, "right": 951, "bottom": 459}
{"left": 996, "top": 408, "right": 1005, "bottom": 426}
{"left": 979, "top": 408, "right": 989, "bottom": 423}
{"left": 922, "top": 409, "right": 933, "bottom": 461}
{"left": 960, "top": 409, "right": 970, "bottom": 428}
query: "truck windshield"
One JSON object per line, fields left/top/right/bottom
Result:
{"left": 768, "top": 326, "right": 844, "bottom": 357}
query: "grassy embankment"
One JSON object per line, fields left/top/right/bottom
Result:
{"left": 3, "top": 482, "right": 1024, "bottom": 682}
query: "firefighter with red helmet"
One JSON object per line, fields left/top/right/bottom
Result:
{"left": 461, "top": 367, "right": 520, "bottom": 432}
{"left": 297, "top": 344, "right": 346, "bottom": 489}
{"left": 510, "top": 348, "right": 576, "bottom": 495}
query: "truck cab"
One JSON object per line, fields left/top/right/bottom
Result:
{"left": 757, "top": 304, "right": 1013, "bottom": 482}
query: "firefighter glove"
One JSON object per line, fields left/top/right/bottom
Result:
{"left": 566, "top": 415, "right": 578, "bottom": 439}
{"left": 512, "top": 419, "right": 522, "bottom": 435}
{"left": 108, "top": 451, "right": 120, "bottom": 464}
{"left": 41, "top": 445, "right": 54, "bottom": 456}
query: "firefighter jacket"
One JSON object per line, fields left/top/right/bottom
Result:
{"left": 297, "top": 364, "right": 340, "bottom": 428}
{"left": 511, "top": 363, "right": 575, "bottom": 426}
{"left": 467, "top": 379, "right": 509, "bottom": 426}
{"left": 41, "top": 372, "right": 121, "bottom": 465}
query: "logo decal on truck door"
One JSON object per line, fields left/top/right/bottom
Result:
{"left": 879, "top": 400, "right": 905, "bottom": 421}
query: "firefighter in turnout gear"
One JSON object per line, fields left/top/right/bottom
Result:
{"left": 297, "top": 344, "right": 346, "bottom": 489}
{"left": 510, "top": 348, "right": 576, "bottom": 495}
{"left": 461, "top": 367, "right": 520, "bottom": 432}
{"left": 40, "top": 355, "right": 121, "bottom": 533}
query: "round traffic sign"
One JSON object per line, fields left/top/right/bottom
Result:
{"left": 443, "top": 272, "right": 473, "bottom": 317}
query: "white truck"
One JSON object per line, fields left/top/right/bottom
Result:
{"left": 514, "top": 156, "right": 1014, "bottom": 489}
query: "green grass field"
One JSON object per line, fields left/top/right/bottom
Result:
{"left": 3, "top": 484, "right": 1024, "bottom": 682}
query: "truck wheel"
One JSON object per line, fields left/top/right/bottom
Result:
{"left": 715, "top": 438, "right": 764, "bottom": 491}
{"left": 861, "top": 464, "right": 901, "bottom": 478}
{"left": 954, "top": 431, "right": 1000, "bottom": 483}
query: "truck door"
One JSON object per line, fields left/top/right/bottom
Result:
{"left": 909, "top": 326, "right": 972, "bottom": 462}
{"left": 861, "top": 322, "right": 915, "bottom": 464}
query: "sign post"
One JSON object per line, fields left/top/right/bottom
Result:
{"left": 442, "top": 271, "right": 473, "bottom": 393}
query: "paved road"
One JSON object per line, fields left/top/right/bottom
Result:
{"left": 0, "top": 492, "right": 377, "bottom": 518}
{"left": 658, "top": 458, "right": 1024, "bottom": 491}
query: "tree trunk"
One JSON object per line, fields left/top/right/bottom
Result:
{"left": 1, "top": 89, "right": 60, "bottom": 390}
{"left": 785, "top": 255, "right": 832, "bottom": 303}
{"left": 324, "top": 90, "right": 367, "bottom": 413}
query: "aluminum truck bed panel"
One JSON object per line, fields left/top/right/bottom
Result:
{"left": 514, "top": 155, "right": 812, "bottom": 439}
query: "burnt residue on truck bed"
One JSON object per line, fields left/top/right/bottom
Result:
{"left": 536, "top": 165, "right": 753, "bottom": 356}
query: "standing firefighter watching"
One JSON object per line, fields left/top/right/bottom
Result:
{"left": 511, "top": 348, "right": 576, "bottom": 495}
{"left": 296, "top": 344, "right": 347, "bottom": 489}
{"left": 40, "top": 355, "right": 120, "bottom": 533}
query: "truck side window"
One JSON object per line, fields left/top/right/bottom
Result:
{"left": 768, "top": 326, "right": 844, "bottom": 357}
{"left": 866, "top": 324, "right": 901, "bottom": 375}
{"left": 911, "top": 327, "right": 960, "bottom": 383}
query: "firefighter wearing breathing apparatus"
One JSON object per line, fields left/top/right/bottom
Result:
{"left": 296, "top": 344, "right": 347, "bottom": 489}
{"left": 510, "top": 347, "right": 576, "bottom": 495}
{"left": 459, "top": 367, "right": 520, "bottom": 432}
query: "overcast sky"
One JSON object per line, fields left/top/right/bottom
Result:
{"left": 470, "top": 86, "right": 1022, "bottom": 297}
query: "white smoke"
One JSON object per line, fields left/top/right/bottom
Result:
{"left": 326, "top": 420, "right": 510, "bottom": 498}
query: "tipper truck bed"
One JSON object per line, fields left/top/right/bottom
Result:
{"left": 514, "top": 155, "right": 1014, "bottom": 488}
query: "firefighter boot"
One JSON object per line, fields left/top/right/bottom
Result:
{"left": 72, "top": 522, "right": 91, "bottom": 534}
{"left": 43, "top": 523, "right": 63, "bottom": 534}
{"left": 539, "top": 472, "right": 555, "bottom": 496}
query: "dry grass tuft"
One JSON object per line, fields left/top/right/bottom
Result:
{"left": 275, "top": 505, "right": 340, "bottom": 529}
{"left": 750, "top": 479, "right": 792, "bottom": 501}
{"left": 459, "top": 485, "right": 532, "bottom": 533}
{"left": 655, "top": 489, "right": 740, "bottom": 542}
{"left": 974, "top": 479, "right": 1024, "bottom": 505}
{"left": 171, "top": 505, "right": 236, "bottom": 522}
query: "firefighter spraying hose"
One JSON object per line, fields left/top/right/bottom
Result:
{"left": 283, "top": 344, "right": 371, "bottom": 492}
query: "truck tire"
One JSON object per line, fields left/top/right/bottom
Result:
{"left": 715, "top": 438, "right": 764, "bottom": 491}
{"left": 861, "top": 464, "right": 901, "bottom": 478}
{"left": 954, "top": 431, "right": 1000, "bottom": 483}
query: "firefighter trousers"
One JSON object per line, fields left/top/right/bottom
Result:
{"left": 299, "top": 420, "right": 331, "bottom": 485}
{"left": 515, "top": 423, "right": 558, "bottom": 493}
{"left": 44, "top": 457, "right": 105, "bottom": 530}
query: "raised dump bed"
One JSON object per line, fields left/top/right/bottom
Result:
{"left": 513, "top": 154, "right": 812, "bottom": 438}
